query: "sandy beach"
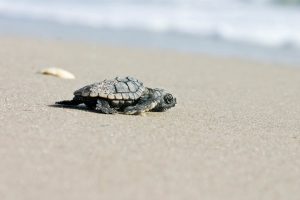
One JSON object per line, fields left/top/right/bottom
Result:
{"left": 0, "top": 36, "right": 300, "bottom": 200}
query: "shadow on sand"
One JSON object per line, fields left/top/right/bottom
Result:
{"left": 49, "top": 104, "right": 105, "bottom": 114}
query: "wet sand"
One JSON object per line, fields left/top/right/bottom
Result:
{"left": 0, "top": 37, "right": 300, "bottom": 200}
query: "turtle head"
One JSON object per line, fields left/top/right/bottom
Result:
{"left": 152, "top": 89, "right": 177, "bottom": 112}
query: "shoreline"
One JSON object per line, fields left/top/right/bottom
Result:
{"left": 0, "top": 37, "right": 300, "bottom": 200}
{"left": 0, "top": 16, "right": 300, "bottom": 65}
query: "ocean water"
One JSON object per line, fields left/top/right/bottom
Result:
{"left": 0, "top": 0, "right": 300, "bottom": 63}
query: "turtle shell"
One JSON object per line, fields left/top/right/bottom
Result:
{"left": 74, "top": 76, "right": 145, "bottom": 101}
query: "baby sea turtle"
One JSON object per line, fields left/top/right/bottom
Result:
{"left": 56, "top": 76, "right": 177, "bottom": 115}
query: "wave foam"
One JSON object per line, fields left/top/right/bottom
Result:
{"left": 0, "top": 0, "right": 300, "bottom": 48}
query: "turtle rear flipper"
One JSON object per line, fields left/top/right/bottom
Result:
{"left": 95, "top": 99, "right": 117, "bottom": 114}
{"left": 56, "top": 99, "right": 82, "bottom": 106}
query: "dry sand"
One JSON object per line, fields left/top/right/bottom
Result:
{"left": 0, "top": 37, "right": 300, "bottom": 200}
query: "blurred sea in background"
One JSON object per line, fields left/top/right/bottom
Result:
{"left": 0, "top": 0, "right": 300, "bottom": 64}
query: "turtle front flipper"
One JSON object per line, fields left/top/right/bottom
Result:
{"left": 123, "top": 99, "right": 157, "bottom": 115}
{"left": 123, "top": 88, "right": 177, "bottom": 115}
{"left": 95, "top": 99, "right": 117, "bottom": 114}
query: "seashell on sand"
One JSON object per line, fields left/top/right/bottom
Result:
{"left": 40, "top": 67, "right": 75, "bottom": 79}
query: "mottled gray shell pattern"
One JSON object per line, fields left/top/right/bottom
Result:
{"left": 74, "top": 76, "right": 145, "bottom": 100}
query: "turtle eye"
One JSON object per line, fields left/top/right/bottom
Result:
{"left": 164, "top": 94, "right": 173, "bottom": 104}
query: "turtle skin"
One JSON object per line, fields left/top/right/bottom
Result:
{"left": 56, "top": 76, "right": 177, "bottom": 115}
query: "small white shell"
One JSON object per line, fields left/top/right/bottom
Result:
{"left": 40, "top": 68, "right": 75, "bottom": 79}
